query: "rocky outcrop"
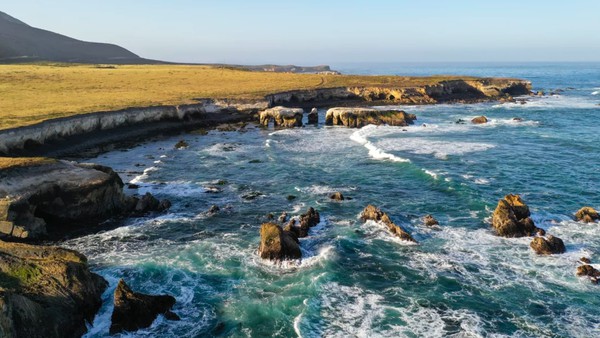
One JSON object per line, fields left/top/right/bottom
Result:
{"left": 471, "top": 116, "right": 488, "bottom": 124}
{"left": 258, "top": 223, "right": 301, "bottom": 260}
{"left": 530, "top": 235, "right": 566, "bottom": 255}
{"left": 361, "top": 205, "right": 416, "bottom": 242}
{"left": 259, "top": 106, "right": 304, "bottom": 128}
{"left": 0, "top": 240, "right": 107, "bottom": 338}
{"left": 110, "top": 279, "right": 179, "bottom": 334}
{"left": 284, "top": 207, "right": 321, "bottom": 239}
{"left": 575, "top": 207, "right": 599, "bottom": 223}
{"left": 577, "top": 265, "right": 600, "bottom": 284}
{"left": 174, "top": 140, "right": 189, "bottom": 149}
{"left": 491, "top": 194, "right": 543, "bottom": 237}
{"left": 0, "top": 160, "right": 170, "bottom": 240}
{"left": 307, "top": 108, "right": 318, "bottom": 125}
{"left": 325, "top": 108, "right": 417, "bottom": 128}
{"left": 423, "top": 214, "right": 439, "bottom": 226}
{"left": 330, "top": 192, "right": 345, "bottom": 201}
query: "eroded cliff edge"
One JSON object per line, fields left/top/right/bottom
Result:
{"left": 0, "top": 78, "right": 531, "bottom": 156}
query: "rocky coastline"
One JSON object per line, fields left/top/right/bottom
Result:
{"left": 10, "top": 75, "right": 588, "bottom": 337}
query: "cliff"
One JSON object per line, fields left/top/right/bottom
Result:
{"left": 0, "top": 78, "right": 530, "bottom": 156}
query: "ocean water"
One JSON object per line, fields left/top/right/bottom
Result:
{"left": 62, "top": 63, "right": 600, "bottom": 337}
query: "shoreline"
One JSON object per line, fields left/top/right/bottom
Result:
{"left": 0, "top": 78, "right": 531, "bottom": 157}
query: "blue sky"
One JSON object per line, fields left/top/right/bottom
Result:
{"left": 2, "top": 0, "right": 599, "bottom": 64}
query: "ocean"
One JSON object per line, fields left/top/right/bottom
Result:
{"left": 63, "top": 62, "right": 600, "bottom": 337}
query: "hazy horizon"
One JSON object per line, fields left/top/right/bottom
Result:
{"left": 2, "top": 0, "right": 600, "bottom": 65}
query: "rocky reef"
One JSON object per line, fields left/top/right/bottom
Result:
{"left": 325, "top": 108, "right": 417, "bottom": 128}
{"left": 0, "top": 159, "right": 169, "bottom": 240}
{"left": 575, "top": 207, "right": 599, "bottom": 223}
{"left": 361, "top": 205, "right": 416, "bottom": 242}
{"left": 0, "top": 240, "right": 107, "bottom": 338}
{"left": 259, "top": 106, "right": 304, "bottom": 128}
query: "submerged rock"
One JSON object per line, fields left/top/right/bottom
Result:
{"left": 471, "top": 116, "right": 488, "bottom": 124}
{"left": 530, "top": 235, "right": 566, "bottom": 255}
{"left": 491, "top": 194, "right": 542, "bottom": 237}
{"left": 0, "top": 240, "right": 107, "bottom": 338}
{"left": 110, "top": 279, "right": 179, "bottom": 334}
{"left": 423, "top": 214, "right": 439, "bottom": 226}
{"left": 174, "top": 140, "right": 189, "bottom": 149}
{"left": 258, "top": 223, "right": 302, "bottom": 260}
{"left": 330, "top": 192, "right": 345, "bottom": 201}
{"left": 259, "top": 106, "right": 304, "bottom": 128}
{"left": 575, "top": 207, "right": 599, "bottom": 223}
{"left": 325, "top": 108, "right": 416, "bottom": 128}
{"left": 361, "top": 205, "right": 416, "bottom": 242}
{"left": 307, "top": 108, "right": 318, "bottom": 125}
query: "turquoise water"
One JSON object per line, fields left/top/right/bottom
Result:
{"left": 64, "top": 63, "right": 600, "bottom": 337}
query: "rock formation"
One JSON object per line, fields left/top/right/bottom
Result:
{"left": 174, "top": 140, "right": 189, "bottom": 149}
{"left": 259, "top": 106, "right": 304, "bottom": 128}
{"left": 0, "top": 160, "right": 170, "bottom": 240}
{"left": 330, "top": 192, "right": 345, "bottom": 201}
{"left": 258, "top": 222, "right": 302, "bottom": 260}
{"left": 0, "top": 240, "right": 107, "bottom": 338}
{"left": 471, "top": 116, "right": 488, "bottom": 124}
{"left": 307, "top": 108, "right": 318, "bottom": 124}
{"left": 110, "top": 279, "right": 179, "bottom": 334}
{"left": 361, "top": 205, "right": 416, "bottom": 242}
{"left": 325, "top": 108, "right": 417, "bottom": 128}
{"left": 575, "top": 207, "right": 599, "bottom": 223}
{"left": 577, "top": 265, "right": 600, "bottom": 284}
{"left": 423, "top": 214, "right": 439, "bottom": 226}
{"left": 491, "top": 194, "right": 543, "bottom": 237}
{"left": 530, "top": 235, "right": 566, "bottom": 255}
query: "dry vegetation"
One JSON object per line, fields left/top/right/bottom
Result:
{"left": 0, "top": 157, "right": 56, "bottom": 170}
{"left": 0, "top": 63, "right": 481, "bottom": 130}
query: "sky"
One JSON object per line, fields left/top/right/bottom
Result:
{"left": 2, "top": 0, "right": 600, "bottom": 64}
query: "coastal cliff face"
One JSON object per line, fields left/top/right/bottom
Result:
{"left": 0, "top": 240, "right": 107, "bottom": 338}
{"left": 0, "top": 160, "right": 129, "bottom": 239}
{"left": 0, "top": 78, "right": 530, "bottom": 156}
{"left": 266, "top": 78, "right": 531, "bottom": 106}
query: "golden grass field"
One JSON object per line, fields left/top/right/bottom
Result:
{"left": 0, "top": 63, "right": 483, "bottom": 130}
{"left": 0, "top": 157, "right": 56, "bottom": 170}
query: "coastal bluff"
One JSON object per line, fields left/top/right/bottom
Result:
{"left": 0, "top": 77, "right": 530, "bottom": 157}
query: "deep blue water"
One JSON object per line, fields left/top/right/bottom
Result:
{"left": 65, "top": 63, "right": 600, "bottom": 337}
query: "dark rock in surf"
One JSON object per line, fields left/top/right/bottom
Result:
{"left": 575, "top": 207, "right": 599, "bottom": 223}
{"left": 307, "top": 108, "right": 319, "bottom": 125}
{"left": 577, "top": 265, "right": 600, "bottom": 284}
{"left": 174, "top": 140, "right": 189, "bottom": 149}
{"left": 330, "top": 192, "right": 345, "bottom": 201}
{"left": 530, "top": 235, "right": 566, "bottom": 255}
{"left": 491, "top": 194, "right": 542, "bottom": 237}
{"left": 133, "top": 192, "right": 171, "bottom": 214}
{"left": 110, "top": 279, "right": 179, "bottom": 334}
{"left": 423, "top": 214, "right": 439, "bottom": 226}
{"left": 361, "top": 205, "right": 416, "bottom": 242}
{"left": 471, "top": 116, "right": 488, "bottom": 124}
{"left": 258, "top": 223, "right": 302, "bottom": 260}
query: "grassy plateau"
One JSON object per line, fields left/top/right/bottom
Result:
{"left": 0, "top": 63, "right": 483, "bottom": 130}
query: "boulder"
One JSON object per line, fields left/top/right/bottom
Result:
{"left": 576, "top": 265, "right": 600, "bottom": 283}
{"left": 325, "top": 108, "right": 417, "bottom": 128}
{"left": 132, "top": 192, "right": 171, "bottom": 215}
{"left": 360, "top": 205, "right": 416, "bottom": 242}
{"left": 530, "top": 235, "right": 566, "bottom": 255}
{"left": 307, "top": 108, "right": 318, "bottom": 125}
{"left": 581, "top": 257, "right": 592, "bottom": 264}
{"left": 0, "top": 240, "right": 107, "bottom": 338}
{"left": 423, "top": 214, "right": 439, "bottom": 226}
{"left": 110, "top": 279, "right": 179, "bottom": 334}
{"left": 575, "top": 207, "right": 599, "bottom": 223}
{"left": 278, "top": 212, "right": 288, "bottom": 223}
{"left": 491, "top": 194, "right": 542, "bottom": 237}
{"left": 174, "top": 140, "right": 189, "bottom": 149}
{"left": 471, "top": 116, "right": 488, "bottom": 124}
{"left": 300, "top": 207, "right": 320, "bottom": 228}
{"left": 330, "top": 192, "right": 345, "bottom": 201}
{"left": 259, "top": 106, "right": 304, "bottom": 128}
{"left": 258, "top": 223, "right": 302, "bottom": 260}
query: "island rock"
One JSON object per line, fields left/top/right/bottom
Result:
{"left": 325, "top": 108, "right": 416, "bottom": 128}
{"left": 530, "top": 235, "right": 566, "bottom": 255}
{"left": 471, "top": 116, "right": 488, "bottom": 124}
{"left": 575, "top": 207, "right": 599, "bottom": 223}
{"left": 491, "top": 194, "right": 542, "bottom": 237}
{"left": 258, "top": 222, "right": 301, "bottom": 260}
{"left": 361, "top": 205, "right": 416, "bottom": 242}
{"left": 259, "top": 106, "right": 303, "bottom": 128}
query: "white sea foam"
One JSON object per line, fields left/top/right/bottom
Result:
{"left": 350, "top": 125, "right": 411, "bottom": 163}
{"left": 130, "top": 166, "right": 159, "bottom": 184}
{"left": 592, "top": 91, "right": 599, "bottom": 95}
{"left": 374, "top": 137, "right": 495, "bottom": 160}
{"left": 295, "top": 185, "right": 356, "bottom": 195}
{"left": 497, "top": 95, "right": 599, "bottom": 109}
